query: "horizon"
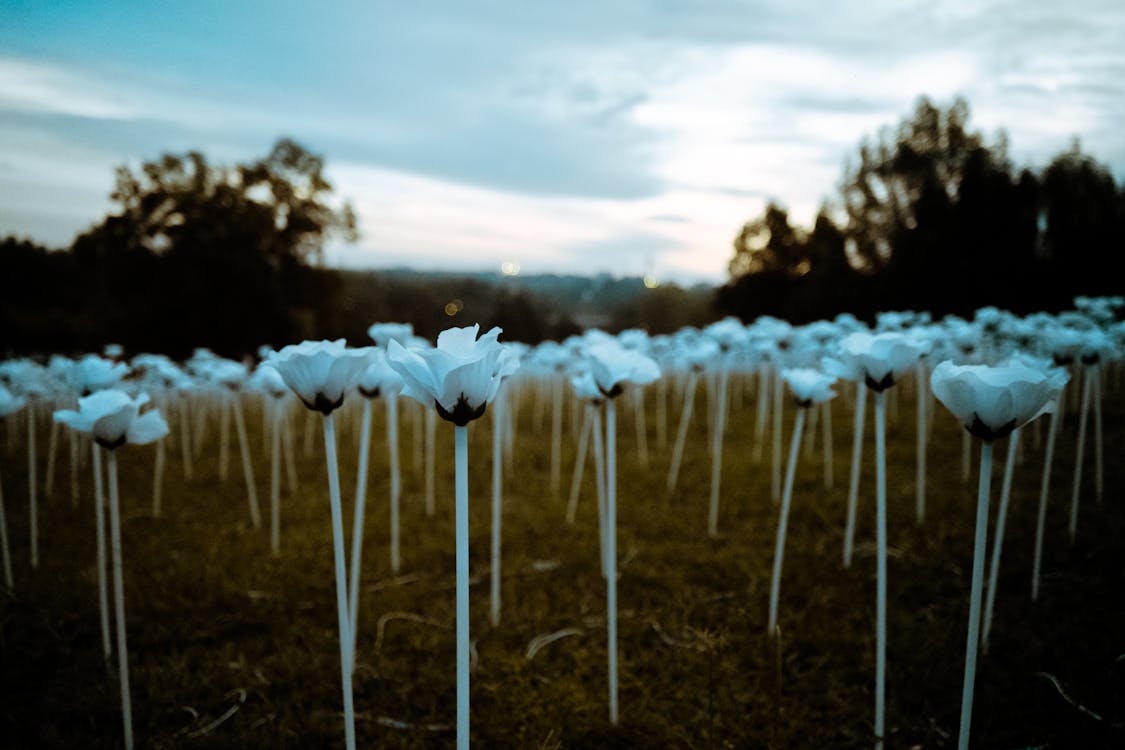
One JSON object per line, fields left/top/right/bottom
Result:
{"left": 2, "top": 1, "right": 1124, "bottom": 285}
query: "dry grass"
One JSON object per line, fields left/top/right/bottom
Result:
{"left": 1, "top": 375, "right": 1123, "bottom": 748}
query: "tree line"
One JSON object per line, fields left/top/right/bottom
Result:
{"left": 716, "top": 97, "right": 1125, "bottom": 322}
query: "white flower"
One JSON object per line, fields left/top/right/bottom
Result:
{"left": 247, "top": 362, "right": 291, "bottom": 399}
{"left": 265, "top": 339, "right": 371, "bottom": 414}
{"left": 356, "top": 349, "right": 405, "bottom": 399}
{"left": 780, "top": 368, "right": 837, "bottom": 406}
{"left": 368, "top": 322, "right": 414, "bottom": 348}
{"left": 930, "top": 360, "right": 1066, "bottom": 442}
{"left": 835, "top": 332, "right": 929, "bottom": 390}
{"left": 67, "top": 355, "right": 130, "bottom": 396}
{"left": 53, "top": 389, "right": 169, "bottom": 450}
{"left": 585, "top": 341, "right": 661, "bottom": 398}
{"left": 569, "top": 368, "right": 604, "bottom": 405}
{"left": 0, "top": 384, "right": 28, "bottom": 417}
{"left": 387, "top": 325, "right": 520, "bottom": 425}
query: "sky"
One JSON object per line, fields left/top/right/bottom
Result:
{"left": 1, "top": 1, "right": 1123, "bottom": 284}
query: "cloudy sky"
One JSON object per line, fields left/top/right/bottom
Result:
{"left": 2, "top": 1, "right": 1123, "bottom": 283}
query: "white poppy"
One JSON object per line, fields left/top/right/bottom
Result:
{"left": 67, "top": 355, "right": 130, "bottom": 396}
{"left": 387, "top": 325, "right": 520, "bottom": 425}
{"left": 356, "top": 349, "right": 405, "bottom": 399}
{"left": 780, "top": 368, "right": 837, "bottom": 407}
{"left": 0, "top": 384, "right": 27, "bottom": 417}
{"left": 53, "top": 389, "right": 169, "bottom": 449}
{"left": 368, "top": 322, "right": 414, "bottom": 348}
{"left": 930, "top": 360, "right": 1067, "bottom": 441}
{"left": 585, "top": 341, "right": 661, "bottom": 398}
{"left": 266, "top": 339, "right": 371, "bottom": 414}
{"left": 836, "top": 331, "right": 929, "bottom": 390}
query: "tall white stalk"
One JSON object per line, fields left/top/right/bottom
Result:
{"left": 666, "top": 371, "right": 698, "bottom": 496}
{"left": 915, "top": 363, "right": 927, "bottom": 524}
{"left": 348, "top": 397, "right": 373, "bottom": 661}
{"left": 958, "top": 441, "right": 993, "bottom": 750}
{"left": 231, "top": 394, "right": 261, "bottom": 529}
{"left": 551, "top": 376, "right": 563, "bottom": 493}
{"left": 92, "top": 444, "right": 111, "bottom": 659}
{"left": 105, "top": 449, "right": 134, "bottom": 750}
{"left": 322, "top": 413, "right": 356, "bottom": 750}
{"left": 151, "top": 436, "right": 166, "bottom": 518}
{"left": 772, "top": 368, "right": 783, "bottom": 502}
{"left": 566, "top": 404, "right": 593, "bottom": 524}
{"left": 424, "top": 407, "right": 436, "bottom": 517}
{"left": 179, "top": 394, "right": 193, "bottom": 481}
{"left": 0, "top": 462, "right": 12, "bottom": 589}
{"left": 874, "top": 391, "right": 888, "bottom": 750}
{"left": 491, "top": 390, "right": 504, "bottom": 626}
{"left": 269, "top": 400, "right": 282, "bottom": 556}
{"left": 605, "top": 400, "right": 619, "bottom": 725}
{"left": 843, "top": 383, "right": 867, "bottom": 568}
{"left": 386, "top": 396, "right": 402, "bottom": 573}
{"left": 982, "top": 429, "right": 1019, "bottom": 654}
{"left": 821, "top": 399, "right": 833, "bottom": 490}
{"left": 455, "top": 425, "right": 471, "bottom": 750}
{"left": 1092, "top": 365, "right": 1103, "bottom": 504}
{"left": 1068, "top": 367, "right": 1092, "bottom": 543}
{"left": 633, "top": 385, "right": 648, "bottom": 468}
{"left": 1031, "top": 410, "right": 1060, "bottom": 601}
{"left": 707, "top": 363, "right": 730, "bottom": 537}
{"left": 767, "top": 407, "right": 806, "bottom": 636}
{"left": 28, "top": 404, "right": 38, "bottom": 569}
{"left": 592, "top": 406, "right": 609, "bottom": 577}
{"left": 219, "top": 394, "right": 231, "bottom": 481}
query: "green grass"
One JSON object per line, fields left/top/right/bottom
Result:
{"left": 1, "top": 376, "right": 1123, "bottom": 748}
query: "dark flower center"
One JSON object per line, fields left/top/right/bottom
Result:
{"left": 966, "top": 413, "right": 1017, "bottom": 442}
{"left": 436, "top": 393, "right": 487, "bottom": 426}
{"left": 598, "top": 382, "right": 625, "bottom": 399}
{"left": 864, "top": 372, "right": 895, "bottom": 392}
{"left": 302, "top": 392, "right": 344, "bottom": 415}
{"left": 358, "top": 385, "right": 381, "bottom": 400}
{"left": 95, "top": 433, "right": 127, "bottom": 450}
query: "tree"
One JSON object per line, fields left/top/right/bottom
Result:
{"left": 71, "top": 139, "right": 357, "bottom": 356}
{"left": 729, "top": 202, "right": 807, "bottom": 277}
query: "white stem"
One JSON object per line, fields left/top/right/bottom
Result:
{"left": 1092, "top": 365, "right": 1103, "bottom": 504}
{"left": 231, "top": 395, "right": 261, "bottom": 529}
{"left": 566, "top": 404, "right": 593, "bottom": 525}
{"left": 982, "top": 429, "right": 1019, "bottom": 654}
{"left": 151, "top": 437, "right": 165, "bottom": 518}
{"left": 0, "top": 465, "right": 12, "bottom": 589}
{"left": 455, "top": 425, "right": 471, "bottom": 750}
{"left": 348, "top": 398, "right": 373, "bottom": 661}
{"left": 179, "top": 394, "right": 193, "bottom": 481}
{"left": 958, "top": 440, "right": 993, "bottom": 750}
{"left": 708, "top": 365, "right": 730, "bottom": 537}
{"left": 666, "top": 372, "right": 698, "bottom": 496}
{"left": 874, "top": 391, "right": 888, "bottom": 750}
{"left": 322, "top": 413, "right": 356, "bottom": 750}
{"left": 270, "top": 401, "right": 281, "bottom": 556}
{"left": 412, "top": 399, "right": 423, "bottom": 472}
{"left": 961, "top": 429, "right": 972, "bottom": 484}
{"left": 69, "top": 428, "right": 79, "bottom": 505}
{"left": 772, "top": 368, "right": 783, "bottom": 502}
{"left": 28, "top": 405, "right": 37, "bottom": 569}
{"left": 93, "top": 444, "right": 110, "bottom": 659}
{"left": 491, "top": 391, "right": 504, "bottom": 627}
{"left": 106, "top": 448, "right": 134, "bottom": 750}
{"left": 424, "top": 406, "right": 436, "bottom": 517}
{"left": 915, "top": 363, "right": 927, "bottom": 525}
{"left": 45, "top": 417, "right": 59, "bottom": 498}
{"left": 551, "top": 376, "right": 563, "bottom": 493}
{"left": 1031, "top": 410, "right": 1061, "bottom": 601}
{"left": 822, "top": 399, "right": 833, "bottom": 490}
{"left": 803, "top": 398, "right": 818, "bottom": 458}
{"left": 389, "top": 396, "right": 401, "bottom": 573}
{"left": 768, "top": 407, "right": 806, "bottom": 636}
{"left": 605, "top": 400, "right": 619, "bottom": 725}
{"left": 1068, "top": 368, "right": 1093, "bottom": 544}
{"left": 282, "top": 404, "right": 299, "bottom": 494}
{"left": 633, "top": 385, "right": 648, "bottom": 468}
{"left": 219, "top": 394, "right": 231, "bottom": 481}
{"left": 843, "top": 384, "right": 867, "bottom": 568}
{"left": 753, "top": 367, "right": 770, "bottom": 463}
{"left": 656, "top": 375, "right": 668, "bottom": 450}
{"left": 592, "top": 406, "right": 608, "bottom": 578}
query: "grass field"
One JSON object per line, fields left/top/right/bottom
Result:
{"left": 1, "top": 374, "right": 1123, "bottom": 748}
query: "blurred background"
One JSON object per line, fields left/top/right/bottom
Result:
{"left": 2, "top": 1, "right": 1123, "bottom": 356}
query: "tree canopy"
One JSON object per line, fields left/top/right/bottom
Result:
{"left": 718, "top": 97, "right": 1125, "bottom": 322}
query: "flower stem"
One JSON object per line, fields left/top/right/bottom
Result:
{"left": 874, "top": 391, "right": 887, "bottom": 750}
{"left": 566, "top": 403, "right": 592, "bottom": 524}
{"left": 982, "top": 428, "right": 1019, "bottom": 654}
{"left": 491, "top": 390, "right": 504, "bottom": 627}
{"left": 92, "top": 443, "right": 110, "bottom": 659}
{"left": 106, "top": 448, "right": 133, "bottom": 750}
{"left": 606, "top": 399, "right": 619, "bottom": 725}
{"left": 455, "top": 424, "right": 470, "bottom": 750}
{"left": 958, "top": 440, "right": 993, "bottom": 750}
{"left": 843, "top": 383, "right": 867, "bottom": 568}
{"left": 0, "top": 457, "right": 13, "bottom": 589}
{"left": 768, "top": 407, "right": 806, "bottom": 636}
{"left": 348, "top": 398, "right": 373, "bottom": 661}
{"left": 269, "top": 400, "right": 281, "bottom": 556}
{"left": 389, "top": 396, "right": 401, "bottom": 574}
{"left": 915, "top": 363, "right": 927, "bottom": 525}
{"left": 231, "top": 395, "right": 260, "bottom": 529}
{"left": 1068, "top": 367, "right": 1092, "bottom": 543}
{"left": 707, "top": 364, "right": 729, "bottom": 536}
{"left": 666, "top": 371, "right": 698, "bottom": 496}
{"left": 592, "top": 406, "right": 608, "bottom": 578}
{"left": 28, "top": 405, "right": 37, "bottom": 569}
{"left": 322, "top": 413, "right": 356, "bottom": 750}
{"left": 1032, "top": 410, "right": 1061, "bottom": 601}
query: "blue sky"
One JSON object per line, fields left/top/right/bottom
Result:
{"left": 2, "top": 1, "right": 1123, "bottom": 282}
